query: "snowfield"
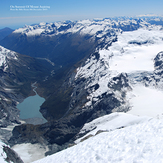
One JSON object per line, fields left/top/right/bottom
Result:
{"left": 12, "top": 143, "right": 49, "bottom": 163}
{"left": 33, "top": 113, "right": 163, "bottom": 163}
{"left": 109, "top": 28, "right": 163, "bottom": 73}
{"left": 75, "top": 27, "right": 163, "bottom": 106}
{"left": 0, "top": 45, "right": 17, "bottom": 70}
{"left": 75, "top": 112, "right": 151, "bottom": 144}
{"left": 127, "top": 85, "right": 163, "bottom": 118}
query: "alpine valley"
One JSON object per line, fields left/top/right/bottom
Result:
{"left": 1, "top": 16, "right": 163, "bottom": 162}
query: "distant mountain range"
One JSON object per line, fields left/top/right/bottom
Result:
{"left": 0, "top": 27, "right": 14, "bottom": 41}
{"left": 1, "top": 16, "right": 163, "bottom": 162}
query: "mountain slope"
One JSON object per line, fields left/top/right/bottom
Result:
{"left": 33, "top": 113, "right": 163, "bottom": 163}
{"left": 0, "top": 45, "right": 54, "bottom": 143}
{"left": 3, "top": 16, "right": 163, "bottom": 161}
{"left": 0, "top": 27, "right": 14, "bottom": 41}
{"left": 0, "top": 139, "right": 23, "bottom": 163}
{"left": 0, "top": 17, "right": 151, "bottom": 69}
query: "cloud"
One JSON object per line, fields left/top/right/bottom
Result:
{"left": 137, "top": 14, "right": 163, "bottom": 17}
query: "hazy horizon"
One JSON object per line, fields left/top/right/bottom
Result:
{"left": 1, "top": 0, "right": 163, "bottom": 29}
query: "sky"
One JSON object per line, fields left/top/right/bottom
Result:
{"left": 0, "top": 0, "right": 163, "bottom": 29}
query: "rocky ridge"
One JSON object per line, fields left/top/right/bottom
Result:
{"left": 0, "top": 45, "right": 54, "bottom": 143}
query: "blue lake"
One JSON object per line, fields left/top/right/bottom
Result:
{"left": 17, "top": 94, "right": 47, "bottom": 123}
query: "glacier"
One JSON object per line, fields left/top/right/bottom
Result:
{"left": 74, "top": 21, "right": 163, "bottom": 117}
{"left": 0, "top": 45, "right": 17, "bottom": 71}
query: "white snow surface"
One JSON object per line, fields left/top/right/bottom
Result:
{"left": 33, "top": 112, "right": 163, "bottom": 163}
{"left": 109, "top": 28, "right": 163, "bottom": 73}
{"left": 127, "top": 84, "right": 163, "bottom": 118}
{"left": 0, "top": 140, "right": 10, "bottom": 163}
{"left": 0, "top": 45, "right": 17, "bottom": 70}
{"left": 75, "top": 112, "right": 151, "bottom": 143}
{"left": 26, "top": 28, "right": 45, "bottom": 36}
{"left": 14, "top": 23, "right": 47, "bottom": 36}
{"left": 12, "top": 143, "right": 49, "bottom": 163}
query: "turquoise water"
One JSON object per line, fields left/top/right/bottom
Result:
{"left": 17, "top": 94, "right": 46, "bottom": 122}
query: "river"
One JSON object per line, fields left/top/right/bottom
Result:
{"left": 17, "top": 82, "right": 47, "bottom": 125}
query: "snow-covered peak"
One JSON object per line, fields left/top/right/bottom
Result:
{"left": 0, "top": 45, "right": 17, "bottom": 70}
{"left": 12, "top": 17, "right": 157, "bottom": 37}
{"left": 39, "top": 22, "right": 46, "bottom": 26}
{"left": 14, "top": 25, "right": 45, "bottom": 36}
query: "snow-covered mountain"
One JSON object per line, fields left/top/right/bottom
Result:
{"left": 1, "top": 16, "right": 163, "bottom": 162}
{"left": 33, "top": 112, "right": 163, "bottom": 163}
{"left": 0, "top": 45, "right": 18, "bottom": 71}
{"left": 0, "top": 45, "right": 54, "bottom": 144}
{"left": 74, "top": 26, "right": 163, "bottom": 118}
{"left": 0, "top": 17, "right": 160, "bottom": 68}
{"left": 12, "top": 18, "right": 147, "bottom": 36}
{"left": 10, "top": 16, "right": 163, "bottom": 37}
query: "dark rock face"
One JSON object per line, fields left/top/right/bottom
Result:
{"left": 108, "top": 73, "right": 131, "bottom": 91}
{"left": 117, "top": 21, "right": 142, "bottom": 31}
{"left": 42, "top": 122, "right": 79, "bottom": 145}
{"left": 9, "top": 70, "right": 131, "bottom": 149}
{"left": 128, "top": 40, "right": 153, "bottom": 45}
{"left": 3, "top": 145, "right": 24, "bottom": 163}
{"left": 9, "top": 124, "right": 47, "bottom": 145}
{"left": 0, "top": 46, "right": 54, "bottom": 143}
{"left": 0, "top": 99, "right": 21, "bottom": 128}
{"left": 154, "top": 51, "right": 163, "bottom": 70}
{"left": 0, "top": 33, "right": 96, "bottom": 70}
{"left": 143, "top": 51, "right": 163, "bottom": 87}
{"left": 0, "top": 56, "right": 53, "bottom": 126}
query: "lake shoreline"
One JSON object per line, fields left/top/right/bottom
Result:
{"left": 17, "top": 82, "right": 47, "bottom": 125}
